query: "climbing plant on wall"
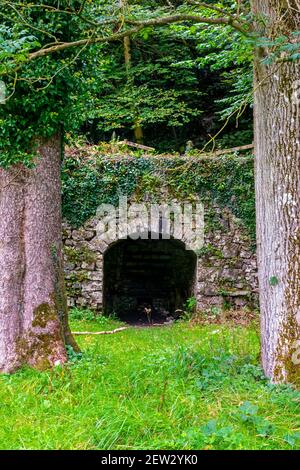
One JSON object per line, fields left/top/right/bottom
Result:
{"left": 62, "top": 146, "right": 255, "bottom": 239}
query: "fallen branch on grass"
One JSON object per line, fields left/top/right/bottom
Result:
{"left": 72, "top": 322, "right": 172, "bottom": 335}
{"left": 73, "top": 327, "right": 129, "bottom": 335}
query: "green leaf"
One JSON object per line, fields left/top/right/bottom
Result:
{"left": 269, "top": 276, "right": 279, "bottom": 287}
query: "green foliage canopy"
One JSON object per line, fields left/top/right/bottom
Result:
{"left": 0, "top": 1, "right": 254, "bottom": 165}
{"left": 2, "top": 1, "right": 298, "bottom": 163}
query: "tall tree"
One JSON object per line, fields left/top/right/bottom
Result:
{"left": 252, "top": 0, "right": 300, "bottom": 383}
{"left": 0, "top": 136, "right": 78, "bottom": 372}
{"left": 0, "top": 1, "right": 84, "bottom": 372}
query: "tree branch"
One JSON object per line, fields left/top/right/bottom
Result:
{"left": 27, "top": 12, "right": 250, "bottom": 62}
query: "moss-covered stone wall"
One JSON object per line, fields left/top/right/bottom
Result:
{"left": 62, "top": 147, "right": 257, "bottom": 314}
{"left": 62, "top": 148, "right": 256, "bottom": 240}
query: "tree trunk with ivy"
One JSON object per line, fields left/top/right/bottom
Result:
{"left": 252, "top": 0, "right": 300, "bottom": 383}
{"left": 0, "top": 135, "right": 78, "bottom": 373}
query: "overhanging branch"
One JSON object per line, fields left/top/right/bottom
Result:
{"left": 27, "top": 12, "right": 250, "bottom": 62}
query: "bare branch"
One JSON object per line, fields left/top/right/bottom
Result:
{"left": 125, "top": 13, "right": 249, "bottom": 33}
{"left": 26, "top": 12, "right": 249, "bottom": 63}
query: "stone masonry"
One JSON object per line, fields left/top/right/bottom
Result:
{"left": 63, "top": 197, "right": 258, "bottom": 313}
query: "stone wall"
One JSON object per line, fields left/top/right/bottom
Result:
{"left": 196, "top": 204, "right": 258, "bottom": 310}
{"left": 63, "top": 200, "right": 258, "bottom": 313}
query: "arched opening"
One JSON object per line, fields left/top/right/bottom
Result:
{"left": 103, "top": 236, "right": 197, "bottom": 325}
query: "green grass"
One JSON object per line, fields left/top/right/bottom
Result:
{"left": 0, "top": 313, "right": 299, "bottom": 450}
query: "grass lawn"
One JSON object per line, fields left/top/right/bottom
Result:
{"left": 0, "top": 313, "right": 299, "bottom": 450}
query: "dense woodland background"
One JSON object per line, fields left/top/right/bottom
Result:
{"left": 75, "top": 2, "right": 253, "bottom": 152}
{"left": 0, "top": 0, "right": 253, "bottom": 160}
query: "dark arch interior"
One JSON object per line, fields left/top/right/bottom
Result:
{"left": 103, "top": 237, "right": 197, "bottom": 325}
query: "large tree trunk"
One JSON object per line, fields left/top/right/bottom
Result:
{"left": 252, "top": 0, "right": 300, "bottom": 383}
{"left": 0, "top": 135, "right": 78, "bottom": 373}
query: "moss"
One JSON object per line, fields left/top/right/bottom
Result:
{"left": 32, "top": 302, "right": 57, "bottom": 328}
{"left": 196, "top": 243, "right": 224, "bottom": 259}
{"left": 33, "top": 356, "right": 52, "bottom": 371}
{"left": 51, "top": 248, "right": 80, "bottom": 353}
{"left": 68, "top": 271, "right": 89, "bottom": 284}
{"left": 273, "top": 316, "right": 300, "bottom": 387}
{"left": 16, "top": 314, "right": 64, "bottom": 371}
{"left": 64, "top": 245, "right": 96, "bottom": 264}
{"left": 65, "top": 271, "right": 89, "bottom": 299}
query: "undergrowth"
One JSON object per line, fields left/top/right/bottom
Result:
{"left": 0, "top": 311, "right": 299, "bottom": 450}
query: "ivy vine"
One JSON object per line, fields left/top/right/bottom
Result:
{"left": 62, "top": 148, "right": 255, "bottom": 240}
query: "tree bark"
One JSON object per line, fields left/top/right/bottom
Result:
{"left": 0, "top": 166, "right": 26, "bottom": 372}
{"left": 252, "top": 0, "right": 300, "bottom": 383}
{"left": 0, "top": 135, "right": 78, "bottom": 373}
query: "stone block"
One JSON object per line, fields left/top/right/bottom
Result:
{"left": 82, "top": 261, "right": 95, "bottom": 270}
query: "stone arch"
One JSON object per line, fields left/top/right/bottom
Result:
{"left": 63, "top": 200, "right": 258, "bottom": 314}
{"left": 102, "top": 232, "right": 198, "bottom": 324}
